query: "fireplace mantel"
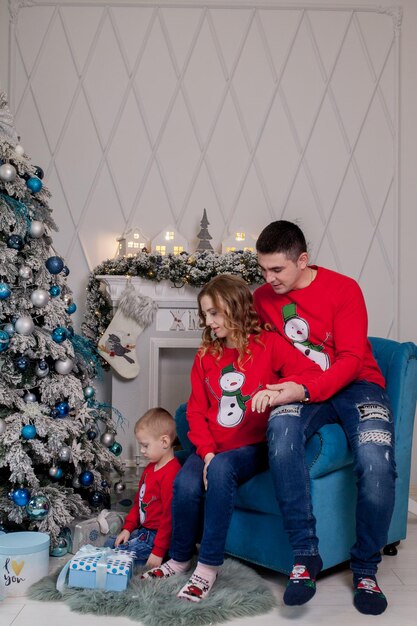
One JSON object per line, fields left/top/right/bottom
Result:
{"left": 96, "top": 275, "right": 199, "bottom": 309}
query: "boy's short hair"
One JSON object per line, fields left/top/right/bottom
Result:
{"left": 256, "top": 220, "right": 307, "bottom": 261}
{"left": 134, "top": 407, "right": 177, "bottom": 444}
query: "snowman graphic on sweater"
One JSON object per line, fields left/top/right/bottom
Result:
{"left": 282, "top": 303, "right": 330, "bottom": 371}
{"left": 217, "top": 364, "right": 251, "bottom": 427}
{"left": 139, "top": 481, "right": 147, "bottom": 524}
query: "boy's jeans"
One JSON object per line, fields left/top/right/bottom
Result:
{"left": 170, "top": 444, "right": 268, "bottom": 566}
{"left": 267, "top": 380, "right": 397, "bottom": 576}
{"left": 104, "top": 527, "right": 157, "bottom": 564}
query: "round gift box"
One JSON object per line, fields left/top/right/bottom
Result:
{"left": 0, "top": 531, "right": 50, "bottom": 597}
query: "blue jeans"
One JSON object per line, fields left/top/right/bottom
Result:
{"left": 267, "top": 381, "right": 397, "bottom": 576}
{"left": 104, "top": 527, "right": 157, "bottom": 564}
{"left": 171, "top": 444, "right": 268, "bottom": 566}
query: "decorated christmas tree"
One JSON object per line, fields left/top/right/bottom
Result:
{"left": 0, "top": 92, "right": 124, "bottom": 548}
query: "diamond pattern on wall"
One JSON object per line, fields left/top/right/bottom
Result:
{"left": 8, "top": 2, "right": 399, "bottom": 338}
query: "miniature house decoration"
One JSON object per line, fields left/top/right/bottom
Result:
{"left": 151, "top": 226, "right": 189, "bottom": 255}
{"left": 221, "top": 230, "right": 256, "bottom": 253}
{"left": 116, "top": 228, "right": 150, "bottom": 258}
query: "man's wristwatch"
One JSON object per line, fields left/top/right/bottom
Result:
{"left": 301, "top": 385, "right": 311, "bottom": 403}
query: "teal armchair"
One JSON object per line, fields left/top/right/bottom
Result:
{"left": 174, "top": 338, "right": 417, "bottom": 573}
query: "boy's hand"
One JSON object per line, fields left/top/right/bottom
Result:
{"left": 146, "top": 553, "right": 163, "bottom": 568}
{"left": 114, "top": 529, "right": 131, "bottom": 546}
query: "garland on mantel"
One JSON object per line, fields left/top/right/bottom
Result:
{"left": 81, "top": 250, "right": 263, "bottom": 366}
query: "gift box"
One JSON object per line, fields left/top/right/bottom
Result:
{"left": 66, "top": 546, "right": 135, "bottom": 592}
{"left": 0, "top": 532, "right": 50, "bottom": 597}
{"left": 67, "top": 509, "right": 127, "bottom": 554}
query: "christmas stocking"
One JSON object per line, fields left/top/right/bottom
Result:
{"left": 98, "top": 283, "right": 157, "bottom": 379}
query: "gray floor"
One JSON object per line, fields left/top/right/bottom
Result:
{"left": 2, "top": 512, "right": 417, "bottom": 626}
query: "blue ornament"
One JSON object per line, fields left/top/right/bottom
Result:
{"left": 62, "top": 265, "right": 70, "bottom": 277}
{"left": 79, "top": 470, "right": 94, "bottom": 487}
{"left": 33, "top": 166, "right": 44, "bottom": 180}
{"left": 83, "top": 386, "right": 95, "bottom": 399}
{"left": 88, "top": 490, "right": 104, "bottom": 508}
{"left": 87, "top": 428, "right": 98, "bottom": 441}
{"left": 49, "top": 466, "right": 63, "bottom": 480}
{"left": 15, "top": 356, "right": 30, "bottom": 370}
{"left": 109, "top": 442, "right": 123, "bottom": 456}
{"left": 50, "top": 409, "right": 59, "bottom": 418}
{"left": 7, "top": 234, "right": 24, "bottom": 250}
{"left": 0, "top": 282, "right": 11, "bottom": 300}
{"left": 26, "top": 494, "right": 50, "bottom": 521}
{"left": 49, "top": 285, "right": 61, "bottom": 297}
{"left": 26, "top": 176, "right": 43, "bottom": 193}
{"left": 66, "top": 303, "right": 77, "bottom": 314}
{"left": 3, "top": 323, "right": 15, "bottom": 336}
{"left": 12, "top": 488, "right": 30, "bottom": 506}
{"left": 21, "top": 424, "right": 37, "bottom": 439}
{"left": 45, "top": 256, "right": 64, "bottom": 275}
{"left": 50, "top": 537, "right": 68, "bottom": 557}
{"left": 55, "top": 401, "right": 69, "bottom": 417}
{"left": 0, "top": 330, "right": 10, "bottom": 353}
{"left": 101, "top": 480, "right": 109, "bottom": 489}
{"left": 52, "top": 327, "right": 67, "bottom": 343}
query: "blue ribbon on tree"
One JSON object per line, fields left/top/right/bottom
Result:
{"left": 0, "top": 193, "right": 30, "bottom": 229}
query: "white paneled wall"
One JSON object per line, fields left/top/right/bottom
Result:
{"left": 2, "top": 0, "right": 417, "bottom": 481}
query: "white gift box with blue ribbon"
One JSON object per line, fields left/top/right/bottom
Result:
{"left": 57, "top": 545, "right": 135, "bottom": 592}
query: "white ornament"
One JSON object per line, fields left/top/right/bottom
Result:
{"left": 15, "top": 316, "right": 35, "bottom": 335}
{"left": 58, "top": 446, "right": 72, "bottom": 462}
{"left": 15, "top": 144, "right": 25, "bottom": 156}
{"left": 0, "top": 163, "right": 16, "bottom": 182}
{"left": 29, "top": 220, "right": 45, "bottom": 238}
{"left": 54, "top": 357, "right": 74, "bottom": 375}
{"left": 23, "top": 392, "right": 37, "bottom": 403}
{"left": 19, "top": 265, "right": 33, "bottom": 281}
{"left": 31, "top": 289, "right": 50, "bottom": 308}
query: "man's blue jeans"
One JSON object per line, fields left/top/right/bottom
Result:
{"left": 267, "top": 380, "right": 397, "bottom": 576}
{"left": 170, "top": 444, "right": 268, "bottom": 566}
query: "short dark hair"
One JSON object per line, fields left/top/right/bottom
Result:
{"left": 256, "top": 220, "right": 307, "bottom": 261}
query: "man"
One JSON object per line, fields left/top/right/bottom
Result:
{"left": 252, "top": 220, "right": 396, "bottom": 616}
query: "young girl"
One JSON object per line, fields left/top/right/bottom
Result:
{"left": 142, "top": 274, "right": 321, "bottom": 601}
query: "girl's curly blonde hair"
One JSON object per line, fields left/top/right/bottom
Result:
{"left": 197, "top": 274, "right": 263, "bottom": 366}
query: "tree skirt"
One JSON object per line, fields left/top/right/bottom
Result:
{"left": 27, "top": 557, "right": 277, "bottom": 626}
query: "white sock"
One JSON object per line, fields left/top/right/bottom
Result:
{"left": 177, "top": 562, "right": 218, "bottom": 602}
{"left": 141, "top": 558, "right": 191, "bottom": 579}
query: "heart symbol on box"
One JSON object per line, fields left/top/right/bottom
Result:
{"left": 12, "top": 560, "right": 24, "bottom": 576}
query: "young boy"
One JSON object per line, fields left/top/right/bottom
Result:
{"left": 105, "top": 407, "right": 181, "bottom": 567}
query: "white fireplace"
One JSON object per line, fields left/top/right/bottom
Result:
{"left": 97, "top": 276, "right": 201, "bottom": 468}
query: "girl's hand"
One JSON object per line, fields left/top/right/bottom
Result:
{"left": 114, "top": 529, "right": 131, "bottom": 546}
{"left": 203, "top": 453, "right": 215, "bottom": 489}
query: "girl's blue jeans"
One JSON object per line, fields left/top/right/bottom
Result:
{"left": 267, "top": 380, "right": 397, "bottom": 576}
{"left": 104, "top": 527, "right": 157, "bottom": 564}
{"left": 170, "top": 444, "right": 268, "bottom": 566}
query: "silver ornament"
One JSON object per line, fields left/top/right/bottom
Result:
{"left": 0, "top": 162, "right": 17, "bottom": 182}
{"left": 4, "top": 323, "right": 15, "bottom": 336}
{"left": 15, "top": 144, "right": 25, "bottom": 156}
{"left": 48, "top": 466, "right": 60, "bottom": 478}
{"left": 29, "top": 220, "right": 45, "bottom": 238}
{"left": 0, "top": 420, "right": 6, "bottom": 435}
{"left": 113, "top": 481, "right": 126, "bottom": 494}
{"left": 31, "top": 289, "right": 50, "bottom": 308}
{"left": 58, "top": 446, "right": 72, "bottom": 462}
{"left": 100, "top": 432, "right": 115, "bottom": 448}
{"left": 23, "top": 392, "right": 37, "bottom": 403}
{"left": 35, "top": 361, "right": 49, "bottom": 377}
{"left": 15, "top": 316, "right": 35, "bottom": 335}
{"left": 19, "top": 265, "right": 33, "bottom": 281}
{"left": 72, "top": 476, "right": 81, "bottom": 489}
{"left": 54, "top": 357, "right": 74, "bottom": 375}
{"left": 63, "top": 293, "right": 73, "bottom": 306}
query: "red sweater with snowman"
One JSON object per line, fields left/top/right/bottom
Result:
{"left": 253, "top": 266, "right": 385, "bottom": 403}
{"left": 187, "top": 330, "right": 322, "bottom": 459}
{"left": 122, "top": 457, "right": 181, "bottom": 558}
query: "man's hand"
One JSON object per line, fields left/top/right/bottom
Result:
{"left": 251, "top": 383, "right": 306, "bottom": 412}
{"left": 114, "top": 529, "right": 131, "bottom": 547}
{"left": 146, "top": 553, "right": 163, "bottom": 569}
{"left": 203, "top": 452, "right": 215, "bottom": 490}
